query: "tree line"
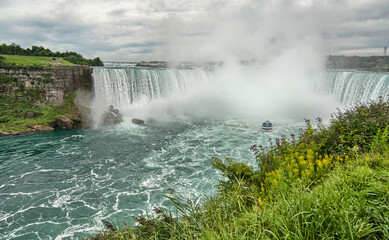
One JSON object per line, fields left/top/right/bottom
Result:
{"left": 326, "top": 55, "right": 389, "bottom": 72}
{"left": 0, "top": 43, "right": 103, "bottom": 66}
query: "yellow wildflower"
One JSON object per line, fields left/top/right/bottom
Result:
{"left": 309, "top": 163, "right": 314, "bottom": 171}
{"left": 273, "top": 179, "right": 278, "bottom": 186}
{"left": 322, "top": 158, "right": 329, "bottom": 167}
{"left": 317, "top": 160, "right": 323, "bottom": 168}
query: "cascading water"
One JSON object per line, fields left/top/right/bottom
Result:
{"left": 91, "top": 67, "right": 220, "bottom": 125}
{"left": 315, "top": 70, "right": 389, "bottom": 104}
{"left": 92, "top": 67, "right": 214, "bottom": 107}
{"left": 92, "top": 67, "right": 389, "bottom": 123}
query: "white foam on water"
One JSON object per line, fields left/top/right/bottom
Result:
{"left": 140, "top": 177, "right": 162, "bottom": 189}
{"left": 55, "top": 224, "right": 100, "bottom": 240}
{"left": 51, "top": 194, "right": 71, "bottom": 208}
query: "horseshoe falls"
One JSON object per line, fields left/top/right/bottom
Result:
{"left": 315, "top": 71, "right": 389, "bottom": 104}
{"left": 1, "top": 66, "right": 389, "bottom": 239}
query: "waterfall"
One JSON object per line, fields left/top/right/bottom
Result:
{"left": 92, "top": 67, "right": 389, "bottom": 121}
{"left": 315, "top": 71, "right": 389, "bottom": 104}
{"left": 92, "top": 67, "right": 214, "bottom": 108}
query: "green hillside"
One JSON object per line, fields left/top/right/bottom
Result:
{"left": 1, "top": 55, "right": 73, "bottom": 67}
{"left": 0, "top": 43, "right": 104, "bottom": 66}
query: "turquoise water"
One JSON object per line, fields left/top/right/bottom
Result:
{"left": 0, "top": 118, "right": 303, "bottom": 239}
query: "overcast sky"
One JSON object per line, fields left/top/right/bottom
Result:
{"left": 1, "top": 0, "right": 389, "bottom": 61}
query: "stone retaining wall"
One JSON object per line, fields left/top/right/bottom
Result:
{"left": 0, "top": 67, "right": 93, "bottom": 105}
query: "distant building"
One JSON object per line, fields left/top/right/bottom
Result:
{"left": 384, "top": 46, "right": 387, "bottom": 56}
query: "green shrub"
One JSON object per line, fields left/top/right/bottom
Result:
{"left": 302, "top": 97, "right": 389, "bottom": 156}
{"left": 371, "top": 127, "right": 389, "bottom": 154}
{"left": 211, "top": 157, "right": 257, "bottom": 192}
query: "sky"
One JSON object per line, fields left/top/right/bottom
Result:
{"left": 1, "top": 0, "right": 389, "bottom": 61}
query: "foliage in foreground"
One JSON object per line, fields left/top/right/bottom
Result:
{"left": 89, "top": 99, "right": 389, "bottom": 239}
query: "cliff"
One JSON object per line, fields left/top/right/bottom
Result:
{"left": 0, "top": 67, "right": 93, "bottom": 135}
{"left": 0, "top": 67, "right": 93, "bottom": 105}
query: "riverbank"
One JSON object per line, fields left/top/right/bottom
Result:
{"left": 0, "top": 92, "right": 91, "bottom": 136}
{"left": 89, "top": 99, "right": 389, "bottom": 239}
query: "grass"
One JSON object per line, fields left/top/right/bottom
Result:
{"left": 88, "top": 150, "right": 389, "bottom": 240}
{"left": 88, "top": 99, "right": 389, "bottom": 239}
{"left": 257, "top": 153, "right": 389, "bottom": 239}
{"left": 1, "top": 54, "right": 74, "bottom": 67}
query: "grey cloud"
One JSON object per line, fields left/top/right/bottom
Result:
{"left": 129, "top": 47, "right": 154, "bottom": 54}
{"left": 353, "top": 1, "right": 389, "bottom": 21}
{"left": 108, "top": 9, "right": 128, "bottom": 16}
{"left": 120, "top": 41, "right": 164, "bottom": 48}
{"left": 1, "top": 0, "right": 389, "bottom": 61}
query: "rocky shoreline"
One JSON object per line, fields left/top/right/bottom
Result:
{"left": 0, "top": 129, "right": 37, "bottom": 136}
{"left": 0, "top": 126, "right": 56, "bottom": 136}
{"left": 0, "top": 66, "right": 95, "bottom": 136}
{"left": 0, "top": 104, "right": 124, "bottom": 137}
{"left": 0, "top": 109, "right": 86, "bottom": 136}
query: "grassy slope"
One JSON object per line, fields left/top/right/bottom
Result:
{"left": 0, "top": 92, "right": 79, "bottom": 132}
{"left": 193, "top": 153, "right": 389, "bottom": 240}
{"left": 1, "top": 55, "right": 73, "bottom": 67}
{"left": 89, "top": 150, "right": 389, "bottom": 240}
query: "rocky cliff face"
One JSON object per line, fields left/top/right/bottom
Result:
{"left": 0, "top": 67, "right": 95, "bottom": 135}
{"left": 0, "top": 67, "right": 93, "bottom": 105}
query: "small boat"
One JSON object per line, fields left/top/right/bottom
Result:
{"left": 261, "top": 126, "right": 273, "bottom": 132}
{"left": 261, "top": 120, "right": 273, "bottom": 132}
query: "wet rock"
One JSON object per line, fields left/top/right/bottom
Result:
{"left": 53, "top": 116, "right": 75, "bottom": 129}
{"left": 0, "top": 130, "right": 10, "bottom": 136}
{"left": 102, "top": 105, "right": 123, "bottom": 125}
{"left": 112, "top": 109, "right": 120, "bottom": 115}
{"left": 0, "top": 129, "right": 36, "bottom": 136}
{"left": 28, "top": 124, "right": 54, "bottom": 131}
{"left": 132, "top": 118, "right": 145, "bottom": 125}
{"left": 71, "top": 115, "right": 83, "bottom": 129}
